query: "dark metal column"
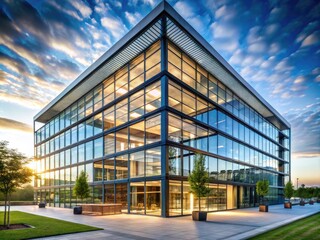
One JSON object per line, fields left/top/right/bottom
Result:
{"left": 160, "top": 14, "right": 169, "bottom": 217}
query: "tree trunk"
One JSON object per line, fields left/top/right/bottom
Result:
{"left": 3, "top": 194, "right": 7, "bottom": 227}
{"left": 7, "top": 194, "right": 11, "bottom": 228}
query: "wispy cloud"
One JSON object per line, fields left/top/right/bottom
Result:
{"left": 0, "top": 117, "right": 32, "bottom": 132}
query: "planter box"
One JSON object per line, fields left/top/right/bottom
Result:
{"left": 73, "top": 206, "right": 82, "bottom": 214}
{"left": 38, "top": 202, "right": 46, "bottom": 208}
{"left": 284, "top": 202, "right": 292, "bottom": 209}
{"left": 259, "top": 205, "right": 268, "bottom": 212}
{"left": 300, "top": 201, "right": 305, "bottom": 206}
{"left": 192, "top": 211, "right": 207, "bottom": 221}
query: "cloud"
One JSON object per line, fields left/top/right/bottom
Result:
{"left": 125, "top": 11, "right": 142, "bottom": 26}
{"left": 284, "top": 103, "right": 320, "bottom": 155}
{"left": 0, "top": 117, "right": 32, "bottom": 132}
{"left": 69, "top": 0, "right": 92, "bottom": 18}
{"left": 174, "top": 1, "right": 211, "bottom": 34}
{"left": 248, "top": 42, "right": 267, "bottom": 53}
{"left": 292, "top": 152, "right": 320, "bottom": 159}
{"left": 101, "top": 16, "right": 128, "bottom": 40}
{"left": 301, "top": 31, "right": 320, "bottom": 47}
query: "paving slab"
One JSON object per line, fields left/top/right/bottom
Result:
{"left": 1, "top": 204, "right": 319, "bottom": 240}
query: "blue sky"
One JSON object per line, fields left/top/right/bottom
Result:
{"left": 0, "top": 0, "right": 319, "bottom": 186}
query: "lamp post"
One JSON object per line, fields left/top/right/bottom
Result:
{"left": 296, "top": 178, "right": 299, "bottom": 189}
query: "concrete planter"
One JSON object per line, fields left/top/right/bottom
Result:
{"left": 259, "top": 205, "right": 268, "bottom": 212}
{"left": 73, "top": 206, "right": 82, "bottom": 214}
{"left": 38, "top": 202, "right": 46, "bottom": 208}
{"left": 192, "top": 211, "right": 207, "bottom": 221}
{"left": 284, "top": 202, "right": 292, "bottom": 209}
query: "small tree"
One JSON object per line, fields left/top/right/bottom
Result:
{"left": 0, "top": 141, "right": 33, "bottom": 228}
{"left": 256, "top": 180, "right": 269, "bottom": 205}
{"left": 73, "top": 170, "right": 90, "bottom": 204}
{"left": 284, "top": 181, "right": 294, "bottom": 202}
{"left": 188, "top": 154, "right": 211, "bottom": 211}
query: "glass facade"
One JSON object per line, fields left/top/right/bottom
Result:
{"left": 34, "top": 16, "right": 290, "bottom": 217}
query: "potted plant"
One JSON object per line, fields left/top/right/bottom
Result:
{"left": 284, "top": 181, "right": 294, "bottom": 209}
{"left": 256, "top": 179, "right": 269, "bottom": 212}
{"left": 73, "top": 171, "right": 90, "bottom": 214}
{"left": 188, "top": 154, "right": 211, "bottom": 221}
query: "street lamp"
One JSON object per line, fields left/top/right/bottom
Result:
{"left": 296, "top": 178, "right": 299, "bottom": 189}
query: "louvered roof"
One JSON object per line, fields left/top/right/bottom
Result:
{"left": 34, "top": 1, "right": 290, "bottom": 130}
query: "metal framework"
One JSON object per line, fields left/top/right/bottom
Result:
{"left": 34, "top": 1, "right": 290, "bottom": 130}
{"left": 34, "top": 1, "right": 291, "bottom": 218}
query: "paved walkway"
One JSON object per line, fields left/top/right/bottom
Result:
{"left": 2, "top": 204, "right": 319, "bottom": 240}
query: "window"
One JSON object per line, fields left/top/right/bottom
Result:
{"left": 116, "top": 99, "right": 128, "bottom": 126}
{"left": 145, "top": 47, "right": 160, "bottom": 80}
{"left": 94, "top": 160, "right": 103, "bottom": 181}
{"left": 130, "top": 90, "right": 144, "bottom": 120}
{"left": 85, "top": 92, "right": 93, "bottom": 116}
{"left": 86, "top": 117, "right": 94, "bottom": 139}
{"left": 78, "top": 144, "right": 85, "bottom": 162}
{"left": 130, "top": 121, "right": 145, "bottom": 149}
{"left": 71, "top": 126, "right": 78, "bottom": 144}
{"left": 104, "top": 133, "right": 115, "bottom": 155}
{"left": 104, "top": 184, "right": 114, "bottom": 203}
{"left": 130, "top": 182, "right": 145, "bottom": 214}
{"left": 93, "top": 86, "right": 103, "bottom": 111}
{"left": 86, "top": 163, "right": 93, "bottom": 182}
{"left": 65, "top": 149, "right": 70, "bottom": 166}
{"left": 169, "top": 146, "right": 181, "bottom": 176}
{"left": 116, "top": 127, "right": 128, "bottom": 152}
{"left": 78, "top": 98, "right": 85, "bottom": 120}
{"left": 145, "top": 181, "right": 161, "bottom": 215}
{"left": 70, "top": 103, "right": 78, "bottom": 124}
{"left": 130, "top": 150, "right": 144, "bottom": 178}
{"left": 71, "top": 147, "right": 77, "bottom": 165}
{"left": 146, "top": 114, "right": 161, "bottom": 144}
{"left": 145, "top": 82, "right": 161, "bottom": 114}
{"left": 94, "top": 137, "right": 103, "bottom": 159}
{"left": 103, "top": 76, "right": 114, "bottom": 105}
{"left": 103, "top": 106, "right": 115, "bottom": 131}
{"left": 78, "top": 123, "right": 85, "bottom": 141}
{"left": 168, "top": 113, "right": 182, "bottom": 142}
{"left": 115, "top": 154, "right": 128, "bottom": 179}
{"left": 146, "top": 147, "right": 161, "bottom": 176}
{"left": 85, "top": 141, "right": 93, "bottom": 161}
{"left": 115, "top": 66, "right": 128, "bottom": 98}
{"left": 104, "top": 158, "right": 115, "bottom": 180}
{"left": 93, "top": 113, "right": 103, "bottom": 135}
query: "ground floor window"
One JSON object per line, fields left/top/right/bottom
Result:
{"left": 169, "top": 180, "right": 228, "bottom": 216}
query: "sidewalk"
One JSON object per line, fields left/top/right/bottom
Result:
{"left": 2, "top": 203, "right": 319, "bottom": 240}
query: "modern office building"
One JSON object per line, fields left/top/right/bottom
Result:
{"left": 34, "top": 2, "right": 291, "bottom": 217}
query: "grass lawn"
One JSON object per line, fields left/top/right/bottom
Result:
{"left": 0, "top": 211, "right": 102, "bottom": 240}
{"left": 250, "top": 213, "right": 320, "bottom": 240}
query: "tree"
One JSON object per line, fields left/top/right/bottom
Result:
{"left": 73, "top": 170, "right": 90, "bottom": 204}
{"left": 284, "top": 181, "right": 294, "bottom": 202}
{"left": 256, "top": 180, "right": 269, "bottom": 205}
{"left": 188, "top": 154, "right": 211, "bottom": 212}
{"left": 0, "top": 141, "right": 33, "bottom": 228}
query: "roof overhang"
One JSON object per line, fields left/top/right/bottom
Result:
{"left": 34, "top": 1, "right": 290, "bottom": 130}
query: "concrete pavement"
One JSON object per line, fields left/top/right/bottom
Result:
{"left": 2, "top": 203, "right": 319, "bottom": 240}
